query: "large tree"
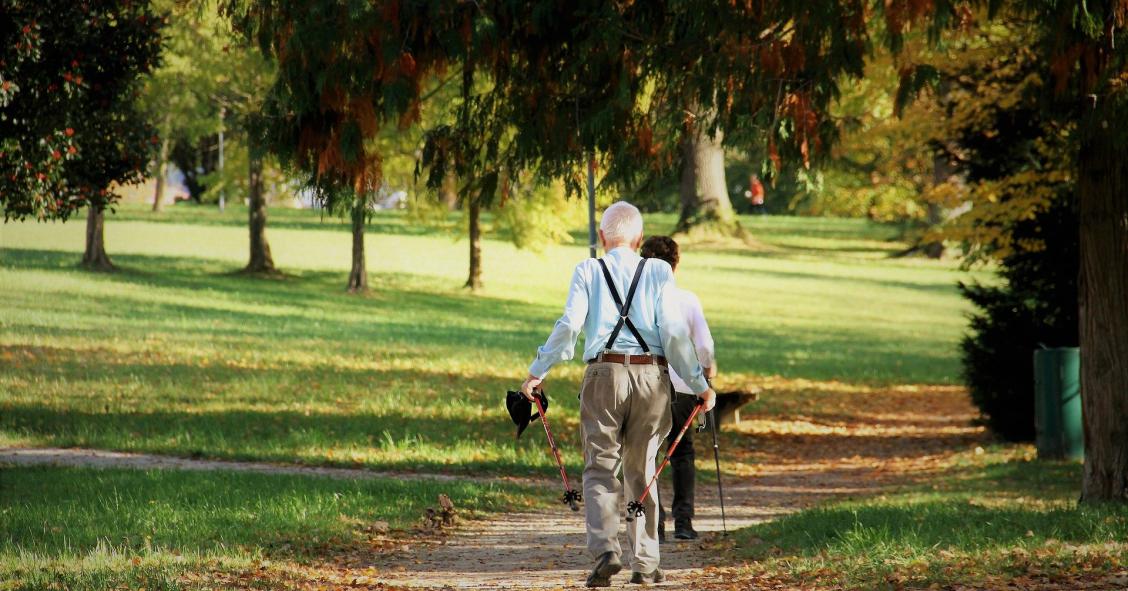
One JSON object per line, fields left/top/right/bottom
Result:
{"left": 220, "top": 1, "right": 872, "bottom": 289}
{"left": 908, "top": 1, "right": 1128, "bottom": 502}
{"left": 1, "top": 0, "right": 162, "bottom": 269}
{"left": 222, "top": 1, "right": 459, "bottom": 285}
{"left": 677, "top": 118, "right": 744, "bottom": 238}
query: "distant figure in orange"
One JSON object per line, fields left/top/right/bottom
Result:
{"left": 746, "top": 174, "right": 766, "bottom": 214}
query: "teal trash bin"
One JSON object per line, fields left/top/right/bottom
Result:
{"left": 1033, "top": 347, "right": 1083, "bottom": 460}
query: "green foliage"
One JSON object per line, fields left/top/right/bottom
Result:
{"left": 494, "top": 181, "right": 587, "bottom": 252}
{"left": 900, "top": 22, "right": 1076, "bottom": 263}
{"left": 198, "top": 136, "right": 290, "bottom": 206}
{"left": 0, "top": 0, "right": 163, "bottom": 220}
{"left": 886, "top": 21, "right": 1083, "bottom": 442}
{"left": 139, "top": 0, "right": 278, "bottom": 204}
{"left": 807, "top": 50, "right": 937, "bottom": 223}
{"left": 960, "top": 195, "right": 1079, "bottom": 442}
{"left": 138, "top": 1, "right": 222, "bottom": 150}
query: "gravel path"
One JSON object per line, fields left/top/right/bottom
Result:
{"left": 0, "top": 446, "right": 511, "bottom": 484}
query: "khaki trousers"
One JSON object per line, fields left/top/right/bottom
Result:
{"left": 579, "top": 360, "right": 673, "bottom": 573}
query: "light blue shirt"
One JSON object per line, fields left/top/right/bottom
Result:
{"left": 528, "top": 246, "right": 709, "bottom": 394}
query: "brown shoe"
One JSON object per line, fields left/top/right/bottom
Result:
{"left": 585, "top": 551, "right": 623, "bottom": 588}
{"left": 629, "top": 569, "right": 665, "bottom": 584}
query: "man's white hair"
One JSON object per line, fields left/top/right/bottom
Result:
{"left": 599, "top": 201, "right": 644, "bottom": 244}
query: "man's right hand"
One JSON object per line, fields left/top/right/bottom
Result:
{"left": 696, "top": 387, "right": 717, "bottom": 412}
{"left": 520, "top": 374, "right": 543, "bottom": 401}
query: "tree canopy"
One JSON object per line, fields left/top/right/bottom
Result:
{"left": 0, "top": 0, "right": 163, "bottom": 221}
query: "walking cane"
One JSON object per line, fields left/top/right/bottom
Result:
{"left": 531, "top": 392, "right": 582, "bottom": 512}
{"left": 625, "top": 399, "right": 705, "bottom": 522}
{"left": 709, "top": 408, "right": 728, "bottom": 535}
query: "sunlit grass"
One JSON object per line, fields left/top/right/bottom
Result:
{"left": 0, "top": 204, "right": 986, "bottom": 475}
{"left": 0, "top": 465, "right": 544, "bottom": 590}
{"left": 0, "top": 205, "right": 1008, "bottom": 589}
{"left": 733, "top": 448, "right": 1128, "bottom": 589}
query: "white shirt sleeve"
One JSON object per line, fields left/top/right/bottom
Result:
{"left": 528, "top": 262, "right": 589, "bottom": 378}
{"left": 686, "top": 292, "right": 715, "bottom": 369}
{"left": 657, "top": 270, "right": 709, "bottom": 395}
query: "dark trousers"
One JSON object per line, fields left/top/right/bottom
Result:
{"left": 659, "top": 392, "right": 696, "bottom": 525}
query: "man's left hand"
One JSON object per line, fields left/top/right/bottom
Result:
{"left": 520, "top": 374, "right": 543, "bottom": 401}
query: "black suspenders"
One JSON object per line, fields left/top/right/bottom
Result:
{"left": 596, "top": 258, "right": 650, "bottom": 353}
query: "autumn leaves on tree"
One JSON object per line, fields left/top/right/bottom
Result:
{"left": 2, "top": 0, "right": 1125, "bottom": 501}
{"left": 216, "top": 0, "right": 1128, "bottom": 501}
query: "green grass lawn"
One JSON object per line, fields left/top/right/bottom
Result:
{"left": 733, "top": 448, "right": 1128, "bottom": 589}
{"left": 1, "top": 203, "right": 992, "bottom": 588}
{"left": 0, "top": 204, "right": 982, "bottom": 475}
{"left": 1, "top": 464, "right": 543, "bottom": 591}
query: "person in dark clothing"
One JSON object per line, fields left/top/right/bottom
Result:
{"left": 640, "top": 236, "right": 717, "bottom": 541}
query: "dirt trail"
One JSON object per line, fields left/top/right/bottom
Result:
{"left": 1, "top": 386, "right": 987, "bottom": 589}
{"left": 365, "top": 384, "right": 987, "bottom": 589}
{"left": 0, "top": 446, "right": 517, "bottom": 485}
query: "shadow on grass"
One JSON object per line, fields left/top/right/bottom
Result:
{"left": 2, "top": 247, "right": 963, "bottom": 384}
{"left": 0, "top": 248, "right": 552, "bottom": 354}
{"left": 107, "top": 205, "right": 454, "bottom": 238}
{"left": 1, "top": 400, "right": 580, "bottom": 477}
{"left": 709, "top": 263, "right": 960, "bottom": 296}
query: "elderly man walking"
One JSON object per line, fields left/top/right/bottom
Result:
{"left": 521, "top": 201, "right": 716, "bottom": 587}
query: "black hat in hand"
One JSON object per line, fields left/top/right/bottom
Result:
{"left": 505, "top": 389, "right": 548, "bottom": 438}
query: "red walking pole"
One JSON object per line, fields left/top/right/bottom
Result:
{"left": 532, "top": 391, "right": 582, "bottom": 511}
{"left": 625, "top": 399, "right": 705, "bottom": 522}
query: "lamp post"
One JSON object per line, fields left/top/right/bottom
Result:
{"left": 587, "top": 156, "right": 596, "bottom": 258}
{"left": 217, "top": 106, "right": 226, "bottom": 212}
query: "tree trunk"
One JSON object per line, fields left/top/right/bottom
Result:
{"left": 922, "top": 154, "right": 954, "bottom": 259}
{"left": 1079, "top": 98, "right": 1128, "bottom": 503}
{"left": 152, "top": 118, "right": 171, "bottom": 212}
{"left": 347, "top": 199, "right": 368, "bottom": 293}
{"left": 81, "top": 205, "right": 114, "bottom": 271}
{"left": 244, "top": 148, "right": 276, "bottom": 274}
{"left": 441, "top": 170, "right": 459, "bottom": 210}
{"left": 465, "top": 196, "right": 482, "bottom": 290}
{"left": 676, "top": 121, "right": 743, "bottom": 238}
{"left": 922, "top": 202, "right": 945, "bottom": 259}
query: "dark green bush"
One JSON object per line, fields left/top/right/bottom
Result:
{"left": 959, "top": 195, "right": 1078, "bottom": 441}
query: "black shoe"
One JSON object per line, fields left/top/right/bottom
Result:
{"left": 585, "top": 551, "right": 623, "bottom": 588}
{"left": 629, "top": 569, "right": 665, "bottom": 584}
{"left": 673, "top": 519, "right": 698, "bottom": 540}
{"left": 657, "top": 521, "right": 666, "bottom": 543}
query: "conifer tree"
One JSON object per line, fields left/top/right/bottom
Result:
{"left": 219, "top": 4, "right": 1126, "bottom": 498}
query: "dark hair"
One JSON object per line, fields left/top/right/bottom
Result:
{"left": 641, "top": 235, "right": 679, "bottom": 270}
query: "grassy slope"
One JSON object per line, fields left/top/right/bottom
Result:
{"left": 0, "top": 205, "right": 977, "bottom": 475}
